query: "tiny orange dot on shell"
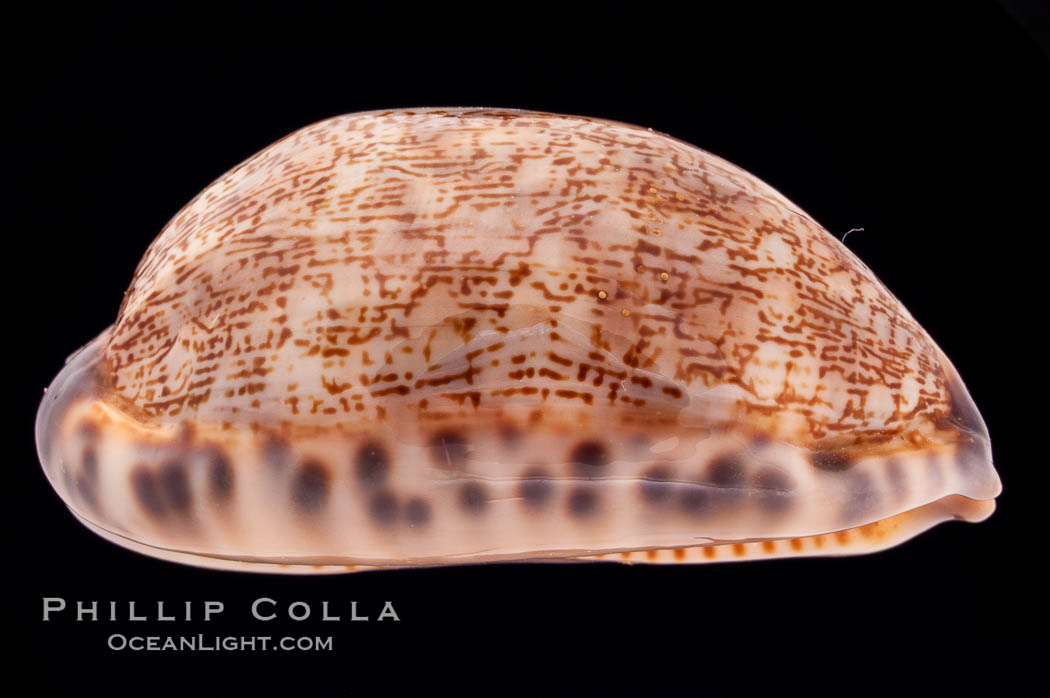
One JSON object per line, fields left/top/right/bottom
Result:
{"left": 660, "top": 272, "right": 669, "bottom": 281}
{"left": 621, "top": 309, "right": 630, "bottom": 317}
{"left": 597, "top": 290, "right": 607, "bottom": 299}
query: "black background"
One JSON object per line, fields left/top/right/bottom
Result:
{"left": 9, "top": 2, "right": 1047, "bottom": 695}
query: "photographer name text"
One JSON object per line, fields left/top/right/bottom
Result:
{"left": 42, "top": 597, "right": 400, "bottom": 622}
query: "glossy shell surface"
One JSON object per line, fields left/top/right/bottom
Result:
{"left": 36, "top": 108, "right": 1000, "bottom": 572}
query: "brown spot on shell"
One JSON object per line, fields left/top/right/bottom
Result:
{"left": 203, "top": 446, "right": 233, "bottom": 502}
{"left": 404, "top": 497, "right": 430, "bottom": 527}
{"left": 706, "top": 453, "right": 747, "bottom": 504}
{"left": 158, "top": 460, "right": 191, "bottom": 514}
{"left": 369, "top": 490, "right": 399, "bottom": 524}
{"left": 752, "top": 466, "right": 794, "bottom": 515}
{"left": 290, "top": 461, "right": 330, "bottom": 513}
{"left": 354, "top": 441, "right": 389, "bottom": 488}
{"left": 81, "top": 445, "right": 98, "bottom": 479}
{"left": 519, "top": 466, "right": 552, "bottom": 510}
{"left": 567, "top": 486, "right": 598, "bottom": 517}
{"left": 458, "top": 482, "right": 487, "bottom": 514}
{"left": 430, "top": 431, "right": 469, "bottom": 469}
{"left": 130, "top": 466, "right": 165, "bottom": 517}
{"left": 158, "top": 459, "right": 194, "bottom": 514}
{"left": 679, "top": 485, "right": 711, "bottom": 517}
{"left": 569, "top": 441, "right": 610, "bottom": 477}
{"left": 639, "top": 465, "right": 674, "bottom": 504}
{"left": 76, "top": 446, "right": 99, "bottom": 511}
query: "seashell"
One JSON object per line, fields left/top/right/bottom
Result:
{"left": 35, "top": 108, "right": 1000, "bottom": 573}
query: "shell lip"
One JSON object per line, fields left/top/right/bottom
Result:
{"left": 934, "top": 358, "right": 1000, "bottom": 500}
{"left": 941, "top": 364, "right": 990, "bottom": 443}
{"left": 35, "top": 328, "right": 111, "bottom": 472}
{"left": 66, "top": 488, "right": 997, "bottom": 573}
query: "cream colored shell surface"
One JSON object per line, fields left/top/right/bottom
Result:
{"left": 36, "top": 109, "right": 1000, "bottom": 572}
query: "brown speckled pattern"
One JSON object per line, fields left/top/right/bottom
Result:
{"left": 35, "top": 109, "right": 1000, "bottom": 572}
